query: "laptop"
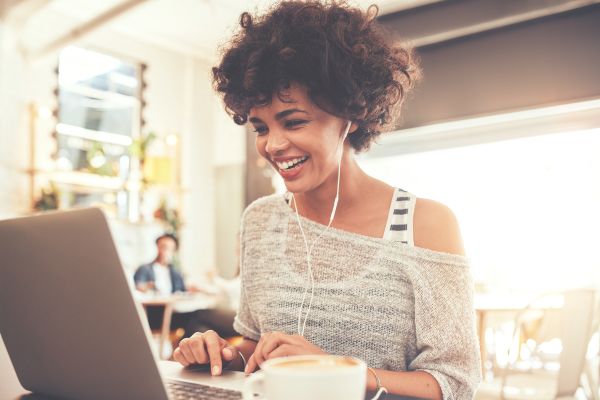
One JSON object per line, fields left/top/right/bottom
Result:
{"left": 0, "top": 208, "right": 245, "bottom": 400}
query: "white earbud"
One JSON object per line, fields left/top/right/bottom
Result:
{"left": 294, "top": 120, "right": 352, "bottom": 337}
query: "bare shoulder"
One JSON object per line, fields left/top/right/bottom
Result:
{"left": 413, "top": 198, "right": 466, "bottom": 256}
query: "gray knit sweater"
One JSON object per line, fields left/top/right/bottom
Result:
{"left": 234, "top": 194, "right": 481, "bottom": 399}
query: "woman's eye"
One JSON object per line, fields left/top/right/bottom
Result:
{"left": 253, "top": 126, "right": 268, "bottom": 135}
{"left": 285, "top": 119, "right": 308, "bottom": 129}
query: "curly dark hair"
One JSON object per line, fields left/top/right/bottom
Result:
{"left": 212, "top": 0, "right": 420, "bottom": 152}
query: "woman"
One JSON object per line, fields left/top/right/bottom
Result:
{"left": 173, "top": 2, "right": 481, "bottom": 398}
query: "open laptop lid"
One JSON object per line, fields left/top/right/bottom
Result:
{"left": 0, "top": 208, "right": 169, "bottom": 400}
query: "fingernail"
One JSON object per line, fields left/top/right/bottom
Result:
{"left": 212, "top": 365, "right": 220, "bottom": 375}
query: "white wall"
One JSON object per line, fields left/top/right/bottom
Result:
{"left": 0, "top": 19, "right": 30, "bottom": 219}
{"left": 211, "top": 70, "right": 246, "bottom": 278}
{"left": 179, "top": 57, "right": 246, "bottom": 280}
{"left": 179, "top": 57, "right": 216, "bottom": 282}
{"left": 213, "top": 98, "right": 246, "bottom": 167}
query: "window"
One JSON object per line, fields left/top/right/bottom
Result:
{"left": 359, "top": 128, "right": 600, "bottom": 291}
{"left": 53, "top": 46, "right": 144, "bottom": 219}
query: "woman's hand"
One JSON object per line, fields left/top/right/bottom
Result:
{"left": 245, "top": 331, "right": 327, "bottom": 374}
{"left": 172, "top": 330, "right": 237, "bottom": 376}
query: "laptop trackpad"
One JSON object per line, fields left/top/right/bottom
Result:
{"left": 159, "top": 360, "right": 246, "bottom": 392}
{"left": 184, "top": 360, "right": 231, "bottom": 372}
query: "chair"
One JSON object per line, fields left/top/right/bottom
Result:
{"left": 476, "top": 289, "right": 597, "bottom": 400}
{"left": 582, "top": 299, "right": 600, "bottom": 400}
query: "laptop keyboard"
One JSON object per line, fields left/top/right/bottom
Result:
{"left": 166, "top": 379, "right": 243, "bottom": 399}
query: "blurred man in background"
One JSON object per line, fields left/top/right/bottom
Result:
{"left": 134, "top": 233, "right": 185, "bottom": 295}
{"left": 134, "top": 233, "right": 237, "bottom": 341}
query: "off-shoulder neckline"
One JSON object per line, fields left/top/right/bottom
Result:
{"left": 264, "top": 194, "right": 470, "bottom": 267}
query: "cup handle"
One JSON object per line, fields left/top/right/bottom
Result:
{"left": 242, "top": 371, "right": 266, "bottom": 400}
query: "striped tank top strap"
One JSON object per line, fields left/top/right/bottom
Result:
{"left": 382, "top": 188, "right": 416, "bottom": 246}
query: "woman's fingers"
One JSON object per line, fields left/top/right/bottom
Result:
{"left": 264, "top": 344, "right": 295, "bottom": 360}
{"left": 245, "top": 332, "right": 296, "bottom": 374}
{"left": 172, "top": 347, "right": 189, "bottom": 367}
{"left": 258, "top": 332, "right": 294, "bottom": 361}
{"left": 188, "top": 336, "right": 209, "bottom": 364}
{"left": 203, "top": 330, "right": 224, "bottom": 375}
{"left": 244, "top": 332, "right": 327, "bottom": 375}
{"left": 177, "top": 338, "right": 198, "bottom": 365}
{"left": 221, "top": 345, "right": 237, "bottom": 361}
{"left": 249, "top": 335, "right": 267, "bottom": 371}
{"left": 244, "top": 352, "right": 258, "bottom": 375}
{"left": 173, "top": 330, "right": 229, "bottom": 372}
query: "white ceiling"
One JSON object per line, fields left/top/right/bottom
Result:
{"left": 14, "top": 0, "right": 441, "bottom": 60}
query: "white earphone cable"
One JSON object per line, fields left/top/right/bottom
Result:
{"left": 294, "top": 121, "right": 351, "bottom": 337}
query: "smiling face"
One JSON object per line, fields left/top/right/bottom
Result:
{"left": 249, "top": 84, "right": 352, "bottom": 195}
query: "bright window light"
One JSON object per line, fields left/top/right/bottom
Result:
{"left": 359, "top": 128, "right": 600, "bottom": 292}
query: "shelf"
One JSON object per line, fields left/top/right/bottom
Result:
{"left": 56, "top": 123, "right": 133, "bottom": 146}
{"left": 50, "top": 171, "right": 125, "bottom": 191}
{"left": 142, "top": 184, "right": 188, "bottom": 194}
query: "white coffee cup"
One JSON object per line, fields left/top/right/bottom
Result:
{"left": 242, "top": 354, "right": 367, "bottom": 400}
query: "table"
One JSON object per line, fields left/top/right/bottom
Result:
{"left": 1, "top": 334, "right": 23, "bottom": 400}
{"left": 139, "top": 292, "right": 222, "bottom": 359}
{"left": 474, "top": 292, "right": 563, "bottom": 371}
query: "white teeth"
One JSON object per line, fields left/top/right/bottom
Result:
{"left": 276, "top": 156, "right": 308, "bottom": 170}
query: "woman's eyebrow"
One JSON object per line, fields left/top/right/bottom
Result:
{"left": 249, "top": 108, "right": 309, "bottom": 124}
{"left": 249, "top": 116, "right": 264, "bottom": 124}
{"left": 275, "top": 108, "right": 309, "bottom": 120}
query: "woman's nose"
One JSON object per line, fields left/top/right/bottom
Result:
{"left": 265, "top": 130, "right": 290, "bottom": 155}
